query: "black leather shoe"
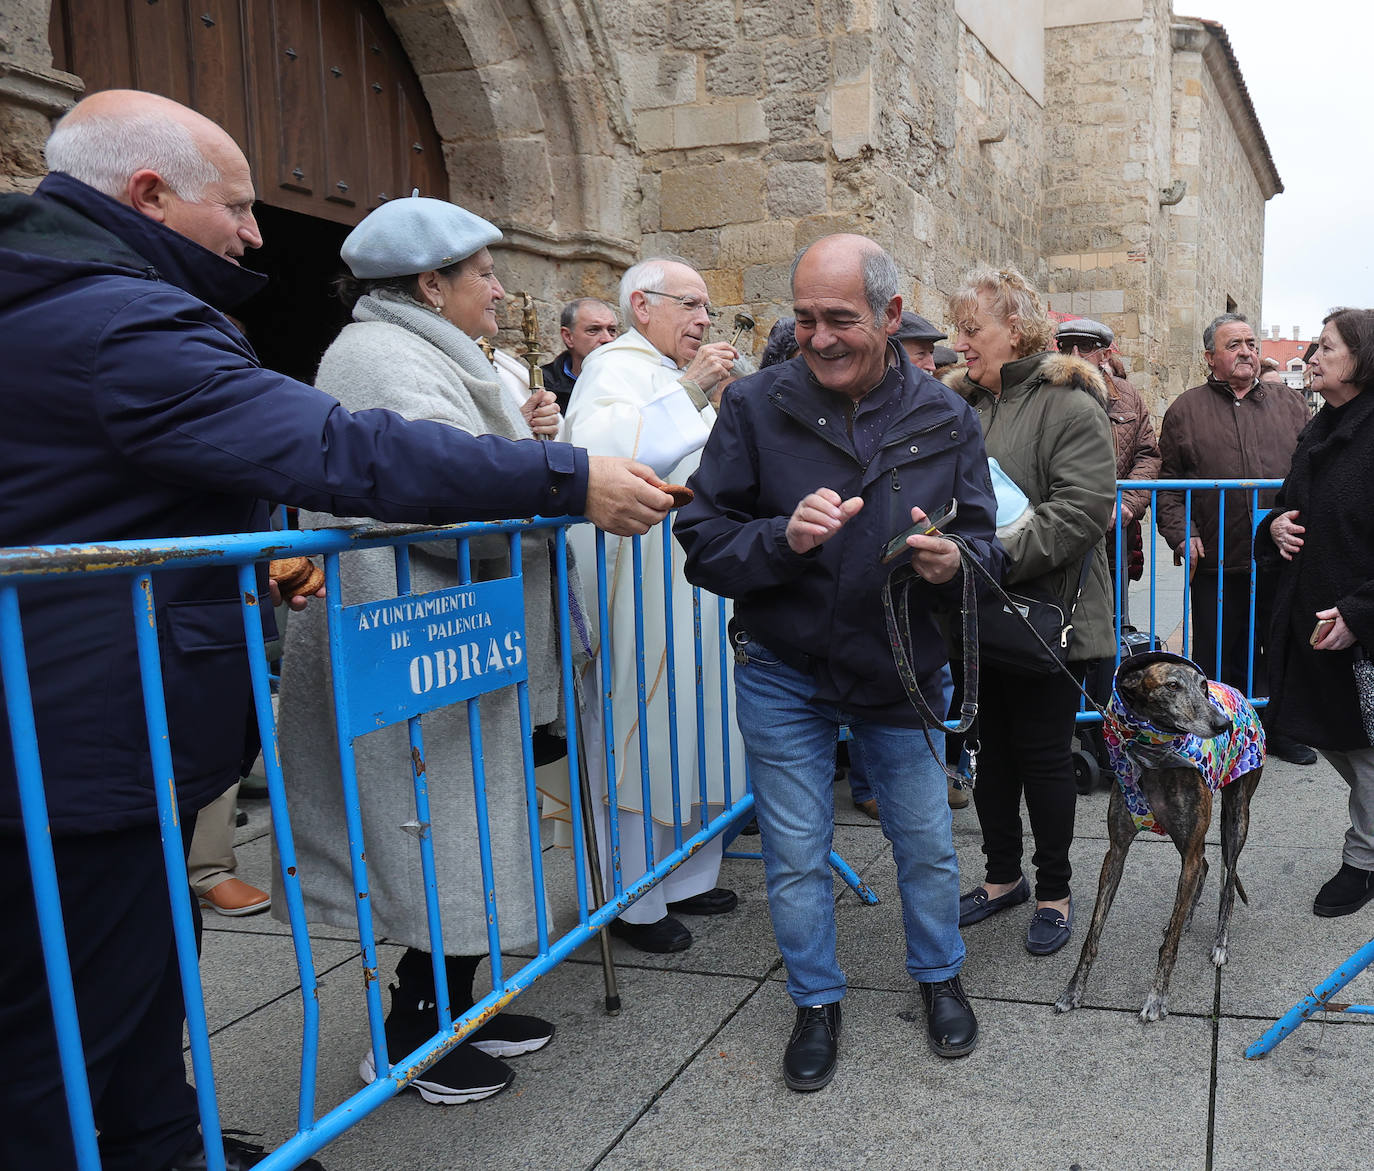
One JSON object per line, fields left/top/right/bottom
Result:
{"left": 167, "top": 1132, "right": 325, "bottom": 1170}
{"left": 608, "top": 915, "right": 692, "bottom": 952}
{"left": 919, "top": 976, "right": 978, "bottom": 1057}
{"left": 666, "top": 887, "right": 738, "bottom": 915}
{"left": 958, "top": 874, "right": 1030, "bottom": 927}
{"left": 1314, "top": 863, "right": 1374, "bottom": 917}
{"left": 1268, "top": 734, "right": 1317, "bottom": 766}
{"left": 783, "top": 1002, "right": 841, "bottom": 1091}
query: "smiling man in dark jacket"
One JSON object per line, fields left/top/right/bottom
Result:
{"left": 675, "top": 235, "right": 1002, "bottom": 1090}
{"left": 0, "top": 89, "right": 670, "bottom": 1171}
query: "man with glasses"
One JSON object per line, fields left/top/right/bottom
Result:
{"left": 563, "top": 258, "right": 744, "bottom": 953}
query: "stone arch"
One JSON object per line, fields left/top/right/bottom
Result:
{"left": 379, "top": 0, "right": 640, "bottom": 276}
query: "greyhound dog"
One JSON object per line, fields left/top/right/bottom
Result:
{"left": 1054, "top": 652, "right": 1265, "bottom": 1022}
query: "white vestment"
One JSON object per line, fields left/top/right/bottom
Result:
{"left": 562, "top": 329, "right": 746, "bottom": 922}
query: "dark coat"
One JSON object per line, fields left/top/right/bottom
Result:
{"left": 0, "top": 173, "right": 590, "bottom": 834}
{"left": 1257, "top": 389, "right": 1374, "bottom": 749}
{"left": 1156, "top": 378, "right": 1310, "bottom": 573}
{"left": 541, "top": 350, "right": 578, "bottom": 414}
{"left": 674, "top": 345, "right": 1003, "bottom": 727}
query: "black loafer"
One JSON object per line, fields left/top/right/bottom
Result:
{"left": 919, "top": 976, "right": 978, "bottom": 1057}
{"left": 958, "top": 874, "right": 1030, "bottom": 927}
{"left": 783, "top": 1002, "right": 841, "bottom": 1091}
{"left": 1268, "top": 735, "right": 1318, "bottom": 766}
{"left": 1026, "top": 896, "right": 1073, "bottom": 956}
{"left": 608, "top": 915, "right": 692, "bottom": 952}
{"left": 1314, "top": 863, "right": 1374, "bottom": 917}
{"left": 666, "top": 887, "right": 738, "bottom": 915}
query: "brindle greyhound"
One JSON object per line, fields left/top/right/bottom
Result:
{"left": 1054, "top": 653, "right": 1264, "bottom": 1022}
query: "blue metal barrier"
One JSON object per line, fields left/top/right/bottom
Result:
{"left": 0, "top": 513, "right": 870, "bottom": 1169}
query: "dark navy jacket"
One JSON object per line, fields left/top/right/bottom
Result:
{"left": 674, "top": 346, "right": 1003, "bottom": 727}
{"left": 0, "top": 173, "right": 590, "bottom": 833}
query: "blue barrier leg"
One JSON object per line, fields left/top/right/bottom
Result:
{"left": 1246, "top": 937, "right": 1374, "bottom": 1058}
{"left": 828, "top": 849, "right": 880, "bottom": 905}
{"left": 0, "top": 587, "right": 101, "bottom": 1171}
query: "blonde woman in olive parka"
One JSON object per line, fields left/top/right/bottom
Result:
{"left": 943, "top": 266, "right": 1116, "bottom": 959}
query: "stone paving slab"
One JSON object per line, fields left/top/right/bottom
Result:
{"left": 206, "top": 954, "right": 758, "bottom": 1171}
{"left": 1213, "top": 1017, "right": 1373, "bottom": 1171}
{"left": 599, "top": 986, "right": 1214, "bottom": 1171}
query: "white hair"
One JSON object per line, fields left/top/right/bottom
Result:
{"left": 619, "top": 255, "right": 692, "bottom": 324}
{"left": 46, "top": 111, "right": 221, "bottom": 200}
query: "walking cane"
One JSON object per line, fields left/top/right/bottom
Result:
{"left": 574, "top": 713, "right": 621, "bottom": 1014}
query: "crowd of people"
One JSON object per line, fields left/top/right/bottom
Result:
{"left": 3, "top": 87, "right": 1374, "bottom": 1170}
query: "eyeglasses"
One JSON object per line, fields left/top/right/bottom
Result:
{"left": 1057, "top": 339, "right": 1103, "bottom": 354}
{"left": 642, "top": 290, "right": 719, "bottom": 320}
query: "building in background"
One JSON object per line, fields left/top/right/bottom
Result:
{"left": 0, "top": 0, "right": 1278, "bottom": 417}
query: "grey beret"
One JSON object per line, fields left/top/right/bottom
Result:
{"left": 341, "top": 195, "right": 502, "bottom": 279}
{"left": 893, "top": 311, "right": 947, "bottom": 342}
{"left": 1055, "top": 317, "right": 1114, "bottom": 348}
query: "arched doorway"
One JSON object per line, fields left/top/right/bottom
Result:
{"left": 48, "top": 0, "right": 449, "bottom": 380}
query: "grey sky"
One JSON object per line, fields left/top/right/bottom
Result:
{"left": 1181, "top": 1, "right": 1371, "bottom": 339}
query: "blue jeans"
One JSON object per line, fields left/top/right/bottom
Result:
{"left": 734, "top": 646, "right": 964, "bottom": 1005}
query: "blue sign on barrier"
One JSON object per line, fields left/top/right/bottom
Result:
{"left": 333, "top": 579, "right": 527, "bottom": 733}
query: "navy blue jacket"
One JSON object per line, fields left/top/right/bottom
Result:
{"left": 674, "top": 346, "right": 1003, "bottom": 727}
{"left": 0, "top": 174, "right": 590, "bottom": 833}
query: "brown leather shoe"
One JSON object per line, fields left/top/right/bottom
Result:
{"left": 853, "top": 798, "right": 879, "bottom": 820}
{"left": 199, "top": 877, "right": 270, "bottom": 917}
{"left": 947, "top": 780, "right": 970, "bottom": 809}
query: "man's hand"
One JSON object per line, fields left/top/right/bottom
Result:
{"left": 680, "top": 342, "right": 738, "bottom": 394}
{"left": 268, "top": 577, "right": 325, "bottom": 613}
{"left": 905, "top": 506, "right": 960, "bottom": 584}
{"left": 584, "top": 455, "right": 673, "bottom": 536}
{"left": 1173, "top": 536, "right": 1204, "bottom": 578}
{"left": 521, "top": 388, "right": 562, "bottom": 439}
{"left": 786, "top": 488, "right": 863, "bottom": 554}
{"left": 1270, "top": 509, "right": 1305, "bottom": 561}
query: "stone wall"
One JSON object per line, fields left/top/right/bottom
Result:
{"left": 0, "top": 0, "right": 79, "bottom": 194}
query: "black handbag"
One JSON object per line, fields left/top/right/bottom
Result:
{"left": 977, "top": 550, "right": 1095, "bottom": 675}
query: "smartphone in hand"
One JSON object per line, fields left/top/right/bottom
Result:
{"left": 1310, "top": 617, "right": 1336, "bottom": 647}
{"left": 881, "top": 499, "right": 958, "bottom": 565}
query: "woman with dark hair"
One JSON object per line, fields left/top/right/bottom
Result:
{"left": 944, "top": 267, "right": 1116, "bottom": 955}
{"left": 1260, "top": 307, "right": 1374, "bottom": 917}
{"left": 277, "top": 197, "right": 568, "bottom": 1105}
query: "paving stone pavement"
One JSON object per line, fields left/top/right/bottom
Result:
{"left": 200, "top": 741, "right": 1373, "bottom": 1171}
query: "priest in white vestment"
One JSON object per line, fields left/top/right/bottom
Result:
{"left": 563, "top": 257, "right": 746, "bottom": 953}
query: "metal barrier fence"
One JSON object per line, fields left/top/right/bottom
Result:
{"left": 0, "top": 513, "right": 869, "bottom": 1171}
{"left": 1, "top": 479, "right": 1362, "bottom": 1166}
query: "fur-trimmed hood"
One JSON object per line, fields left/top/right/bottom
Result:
{"left": 942, "top": 351, "right": 1107, "bottom": 407}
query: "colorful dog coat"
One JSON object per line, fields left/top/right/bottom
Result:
{"left": 1102, "top": 680, "right": 1265, "bottom": 835}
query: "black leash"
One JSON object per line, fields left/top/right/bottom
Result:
{"left": 881, "top": 533, "right": 1109, "bottom": 787}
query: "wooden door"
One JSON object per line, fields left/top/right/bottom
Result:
{"left": 49, "top": 0, "right": 448, "bottom": 226}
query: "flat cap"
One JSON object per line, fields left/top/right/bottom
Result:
{"left": 1055, "top": 317, "right": 1114, "bottom": 348}
{"left": 893, "top": 311, "right": 947, "bottom": 342}
{"left": 932, "top": 344, "right": 959, "bottom": 368}
{"left": 341, "top": 194, "right": 502, "bottom": 279}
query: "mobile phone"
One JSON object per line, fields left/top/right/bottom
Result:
{"left": 881, "top": 499, "right": 958, "bottom": 564}
{"left": 1310, "top": 617, "right": 1336, "bottom": 647}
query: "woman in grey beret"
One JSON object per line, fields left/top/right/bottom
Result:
{"left": 275, "top": 197, "right": 570, "bottom": 1105}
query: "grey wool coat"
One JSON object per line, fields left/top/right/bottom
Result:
{"left": 273, "top": 291, "right": 565, "bottom": 954}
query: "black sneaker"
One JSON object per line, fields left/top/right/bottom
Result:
{"left": 1314, "top": 863, "right": 1374, "bottom": 917}
{"left": 167, "top": 1131, "right": 325, "bottom": 1170}
{"left": 469, "top": 1011, "right": 555, "bottom": 1058}
{"left": 361, "top": 985, "right": 514, "bottom": 1104}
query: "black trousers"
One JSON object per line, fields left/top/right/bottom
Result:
{"left": 0, "top": 819, "right": 200, "bottom": 1171}
{"left": 1189, "top": 568, "right": 1275, "bottom": 695}
{"left": 971, "top": 661, "right": 1085, "bottom": 902}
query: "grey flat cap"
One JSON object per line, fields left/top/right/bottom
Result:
{"left": 933, "top": 344, "right": 959, "bottom": 368}
{"left": 341, "top": 195, "right": 502, "bottom": 279}
{"left": 894, "top": 311, "right": 947, "bottom": 342}
{"left": 1055, "top": 317, "right": 1114, "bottom": 348}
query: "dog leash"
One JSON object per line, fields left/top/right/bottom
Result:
{"left": 882, "top": 533, "right": 1110, "bottom": 786}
